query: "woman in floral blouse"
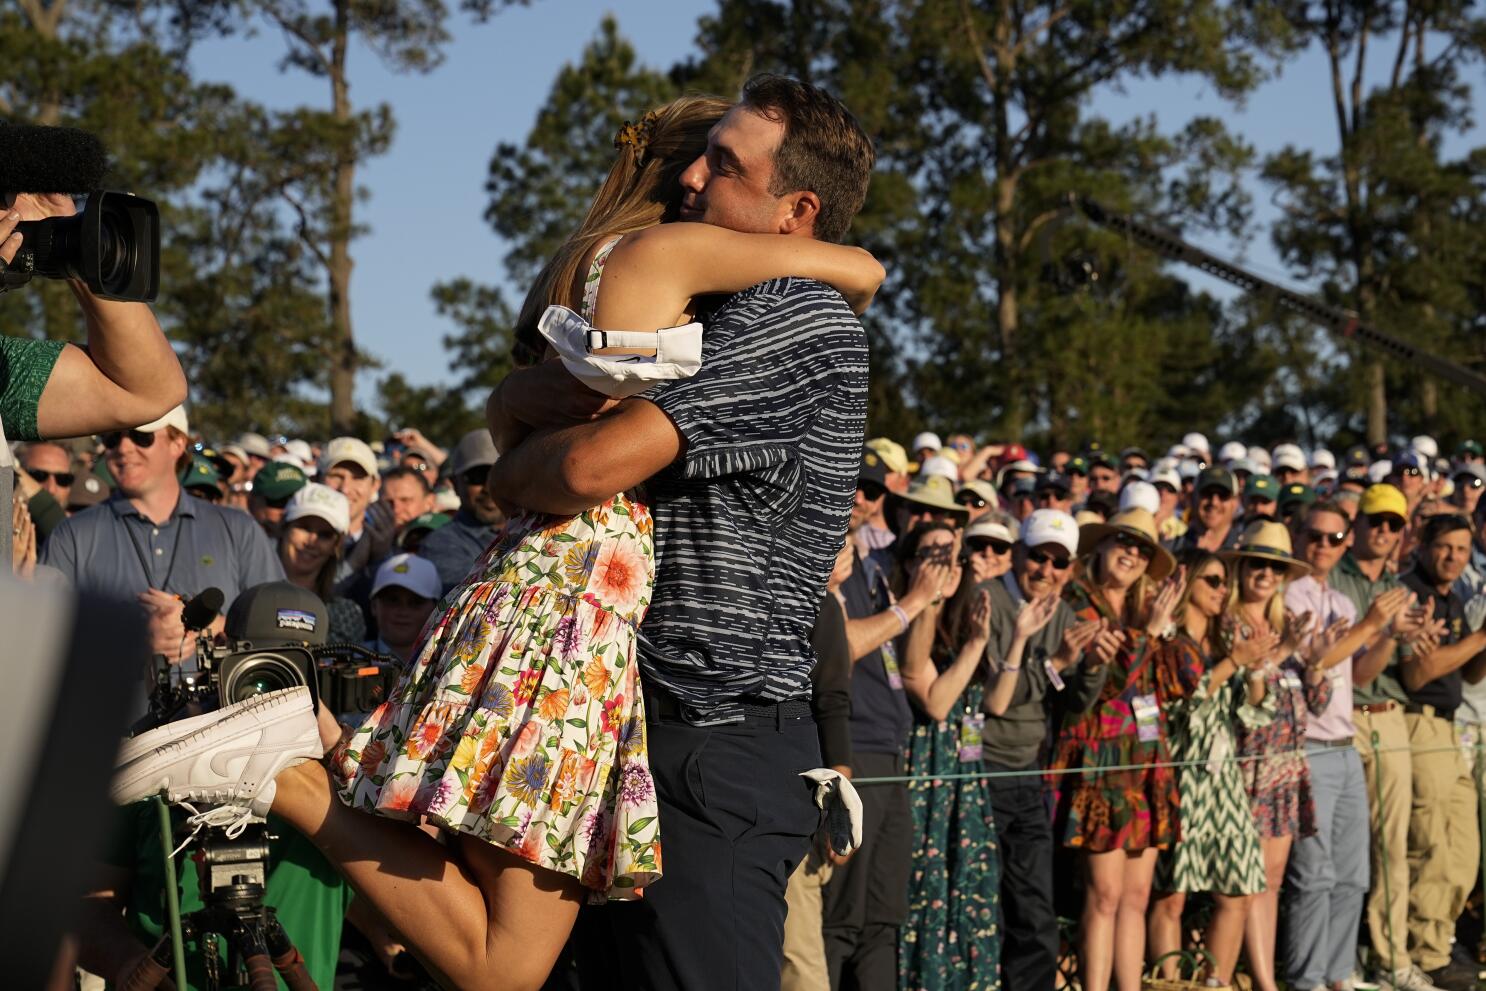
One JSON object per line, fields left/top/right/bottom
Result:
{"left": 1050, "top": 507, "right": 1183, "bottom": 991}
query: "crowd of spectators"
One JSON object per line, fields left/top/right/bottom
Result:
{"left": 19, "top": 415, "right": 1486, "bottom": 991}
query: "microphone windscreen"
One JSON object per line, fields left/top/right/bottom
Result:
{"left": 182, "top": 587, "right": 225, "bottom": 632}
{"left": 0, "top": 125, "right": 109, "bottom": 193}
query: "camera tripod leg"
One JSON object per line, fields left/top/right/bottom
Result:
{"left": 263, "top": 913, "right": 318, "bottom": 991}
{"left": 117, "top": 936, "right": 176, "bottom": 991}
{"left": 235, "top": 922, "right": 279, "bottom": 991}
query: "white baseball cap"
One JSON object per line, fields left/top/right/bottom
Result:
{"left": 1182, "top": 432, "right": 1210, "bottom": 457}
{"left": 371, "top": 552, "right": 441, "bottom": 601}
{"left": 964, "top": 516, "right": 1017, "bottom": 545}
{"left": 1020, "top": 508, "right": 1079, "bottom": 556}
{"left": 1217, "top": 441, "right": 1247, "bottom": 465}
{"left": 1151, "top": 465, "right": 1182, "bottom": 490}
{"left": 1368, "top": 459, "right": 1393, "bottom": 483}
{"left": 236, "top": 432, "right": 272, "bottom": 459}
{"left": 1271, "top": 443, "right": 1306, "bottom": 472}
{"left": 1412, "top": 435, "right": 1439, "bottom": 460}
{"left": 911, "top": 432, "right": 943, "bottom": 454}
{"left": 1166, "top": 443, "right": 1191, "bottom": 460}
{"left": 283, "top": 482, "right": 351, "bottom": 536}
{"left": 1310, "top": 448, "right": 1336, "bottom": 471}
{"left": 1247, "top": 446, "right": 1272, "bottom": 471}
{"left": 135, "top": 404, "right": 189, "bottom": 435}
{"left": 320, "top": 436, "right": 379, "bottom": 478}
{"left": 919, "top": 455, "right": 960, "bottom": 483}
{"left": 1119, "top": 480, "right": 1161, "bottom": 515}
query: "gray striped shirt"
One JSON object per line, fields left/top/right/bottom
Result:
{"left": 638, "top": 278, "right": 868, "bottom": 724}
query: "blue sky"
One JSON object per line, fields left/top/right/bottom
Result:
{"left": 187, "top": 4, "right": 1480, "bottom": 413}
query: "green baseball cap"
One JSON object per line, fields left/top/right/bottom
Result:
{"left": 1458, "top": 439, "right": 1483, "bottom": 458}
{"left": 1279, "top": 482, "right": 1316, "bottom": 514}
{"left": 1244, "top": 474, "right": 1279, "bottom": 501}
{"left": 398, "top": 512, "right": 451, "bottom": 548}
{"left": 1196, "top": 466, "right": 1237, "bottom": 496}
{"left": 253, "top": 460, "right": 308, "bottom": 502}
{"left": 181, "top": 455, "right": 221, "bottom": 490}
{"left": 1064, "top": 455, "right": 1089, "bottom": 476}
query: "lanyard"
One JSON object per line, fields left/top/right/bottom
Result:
{"left": 125, "top": 509, "right": 187, "bottom": 592}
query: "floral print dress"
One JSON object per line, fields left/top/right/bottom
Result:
{"left": 334, "top": 237, "right": 663, "bottom": 901}
{"left": 1233, "top": 644, "right": 1330, "bottom": 840}
{"left": 1048, "top": 581, "right": 1181, "bottom": 852}
{"left": 899, "top": 676, "right": 1002, "bottom": 991}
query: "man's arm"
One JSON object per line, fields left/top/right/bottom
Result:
{"left": 1400, "top": 629, "right": 1486, "bottom": 691}
{"left": 486, "top": 398, "right": 681, "bottom": 517}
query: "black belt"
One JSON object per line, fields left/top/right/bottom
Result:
{"left": 1405, "top": 703, "right": 1457, "bottom": 722}
{"left": 646, "top": 691, "right": 813, "bottom": 726}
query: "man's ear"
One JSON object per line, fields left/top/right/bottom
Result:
{"left": 778, "top": 190, "right": 821, "bottom": 235}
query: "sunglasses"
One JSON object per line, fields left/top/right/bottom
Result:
{"left": 1303, "top": 527, "right": 1348, "bottom": 548}
{"left": 1401, "top": 467, "right": 1423, "bottom": 478}
{"left": 1196, "top": 573, "right": 1227, "bottom": 589}
{"left": 1365, "top": 513, "right": 1406, "bottom": 533}
{"left": 1035, "top": 490, "right": 1067, "bottom": 503}
{"left": 461, "top": 466, "right": 490, "bottom": 487}
{"left": 1242, "top": 559, "right": 1285, "bottom": 575}
{"left": 968, "top": 537, "right": 1011, "bottom": 555}
{"left": 1113, "top": 531, "right": 1153, "bottom": 560}
{"left": 955, "top": 492, "right": 988, "bottom": 509}
{"left": 1026, "top": 548, "right": 1072, "bottom": 570}
{"left": 1460, "top": 477, "right": 1485, "bottom": 490}
{"left": 858, "top": 481, "right": 887, "bottom": 501}
{"left": 26, "top": 468, "right": 75, "bottom": 487}
{"left": 101, "top": 429, "right": 157, "bottom": 450}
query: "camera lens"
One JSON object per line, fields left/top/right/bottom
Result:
{"left": 95, "top": 205, "right": 137, "bottom": 296}
{"left": 221, "top": 651, "right": 307, "bottom": 705}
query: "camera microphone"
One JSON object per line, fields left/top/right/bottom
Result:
{"left": 0, "top": 125, "right": 109, "bottom": 193}
{"left": 182, "top": 587, "right": 225, "bottom": 633}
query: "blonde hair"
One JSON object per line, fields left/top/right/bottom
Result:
{"left": 1225, "top": 557, "right": 1287, "bottom": 635}
{"left": 1084, "top": 540, "right": 1154, "bottom": 627}
{"left": 511, "top": 95, "right": 733, "bottom": 365}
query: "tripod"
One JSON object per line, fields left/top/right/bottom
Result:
{"left": 127, "top": 819, "right": 318, "bottom": 991}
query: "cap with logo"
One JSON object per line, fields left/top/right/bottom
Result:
{"left": 1271, "top": 443, "right": 1306, "bottom": 473}
{"left": 320, "top": 436, "right": 379, "bottom": 478}
{"left": 1244, "top": 474, "right": 1279, "bottom": 502}
{"left": 67, "top": 473, "right": 110, "bottom": 510}
{"left": 919, "top": 455, "right": 960, "bottom": 484}
{"left": 181, "top": 455, "right": 221, "bottom": 490}
{"left": 1064, "top": 455, "right": 1090, "bottom": 477}
{"left": 865, "top": 437, "right": 910, "bottom": 476}
{"left": 1278, "top": 482, "right": 1316, "bottom": 514}
{"left": 371, "top": 552, "right": 442, "bottom": 601}
{"left": 398, "top": 511, "right": 452, "bottom": 548}
{"left": 1359, "top": 484, "right": 1407, "bottom": 519}
{"left": 1020, "top": 508, "right": 1079, "bottom": 556}
{"left": 254, "top": 461, "right": 308, "bottom": 502}
{"left": 225, "top": 581, "right": 327, "bottom": 647}
{"left": 283, "top": 482, "right": 351, "bottom": 536}
{"left": 1457, "top": 439, "right": 1483, "bottom": 458}
{"left": 1217, "top": 440, "right": 1248, "bottom": 464}
{"left": 859, "top": 448, "right": 889, "bottom": 488}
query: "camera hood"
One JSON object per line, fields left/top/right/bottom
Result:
{"left": 225, "top": 582, "right": 329, "bottom": 647}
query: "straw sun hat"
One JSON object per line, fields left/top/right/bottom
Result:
{"left": 1076, "top": 507, "right": 1176, "bottom": 582}
{"left": 1220, "top": 519, "right": 1312, "bottom": 581}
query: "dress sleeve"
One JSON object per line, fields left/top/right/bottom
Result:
{"left": 0, "top": 337, "right": 65, "bottom": 441}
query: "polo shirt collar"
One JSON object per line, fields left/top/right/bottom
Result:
{"left": 106, "top": 488, "right": 196, "bottom": 522}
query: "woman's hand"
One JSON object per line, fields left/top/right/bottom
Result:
{"left": 1015, "top": 593, "right": 1059, "bottom": 641}
{"left": 1230, "top": 625, "right": 1280, "bottom": 669}
{"left": 1145, "top": 568, "right": 1186, "bottom": 639}
{"left": 965, "top": 588, "right": 994, "bottom": 645}
{"left": 11, "top": 496, "right": 35, "bottom": 579}
{"left": 1281, "top": 609, "right": 1315, "bottom": 658}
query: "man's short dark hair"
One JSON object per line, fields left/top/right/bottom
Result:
{"left": 1420, "top": 512, "right": 1473, "bottom": 547}
{"left": 741, "top": 74, "right": 875, "bottom": 243}
{"left": 381, "top": 465, "right": 431, "bottom": 494}
{"left": 1307, "top": 501, "right": 1352, "bottom": 533}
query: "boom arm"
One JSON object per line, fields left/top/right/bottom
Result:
{"left": 1072, "top": 195, "right": 1486, "bottom": 397}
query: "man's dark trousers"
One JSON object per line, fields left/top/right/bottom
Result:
{"left": 566, "top": 700, "right": 822, "bottom": 990}
{"left": 822, "top": 751, "right": 911, "bottom": 990}
{"left": 987, "top": 774, "right": 1059, "bottom": 991}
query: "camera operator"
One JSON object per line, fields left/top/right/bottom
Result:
{"left": 40, "top": 405, "right": 283, "bottom": 671}
{"left": 0, "top": 196, "right": 184, "bottom": 440}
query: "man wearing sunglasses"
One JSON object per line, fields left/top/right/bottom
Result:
{"left": 982, "top": 508, "right": 1107, "bottom": 991}
{"left": 1281, "top": 502, "right": 1414, "bottom": 991}
{"left": 1170, "top": 466, "right": 1243, "bottom": 554}
{"left": 1328, "top": 484, "right": 1445, "bottom": 990}
{"left": 418, "top": 428, "right": 504, "bottom": 595}
{"left": 20, "top": 441, "right": 74, "bottom": 506}
{"left": 1450, "top": 464, "right": 1485, "bottom": 518}
{"left": 40, "top": 405, "right": 283, "bottom": 680}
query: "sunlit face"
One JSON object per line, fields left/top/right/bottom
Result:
{"left": 1088, "top": 466, "right": 1120, "bottom": 494}
{"left": 1425, "top": 528, "right": 1473, "bottom": 586}
{"left": 1356, "top": 511, "right": 1404, "bottom": 559}
{"left": 678, "top": 106, "right": 790, "bottom": 233}
{"left": 457, "top": 467, "right": 504, "bottom": 526}
{"left": 966, "top": 532, "right": 1013, "bottom": 582}
{"left": 371, "top": 585, "right": 436, "bottom": 649}
{"left": 323, "top": 462, "right": 378, "bottom": 523}
{"left": 1398, "top": 466, "right": 1425, "bottom": 497}
{"left": 280, "top": 516, "right": 340, "bottom": 582}
{"left": 1238, "top": 557, "right": 1284, "bottom": 605}
{"left": 1197, "top": 486, "right": 1235, "bottom": 530}
{"left": 1298, "top": 509, "right": 1351, "bottom": 576}
{"left": 852, "top": 480, "right": 886, "bottom": 529}
{"left": 105, "top": 428, "right": 186, "bottom": 499}
{"left": 1016, "top": 541, "right": 1073, "bottom": 599}
{"left": 381, "top": 474, "right": 435, "bottom": 528}
{"left": 1098, "top": 532, "right": 1151, "bottom": 589}
{"left": 1188, "top": 561, "right": 1228, "bottom": 618}
{"left": 22, "top": 442, "right": 72, "bottom": 503}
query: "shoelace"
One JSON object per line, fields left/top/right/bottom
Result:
{"left": 171, "top": 801, "right": 255, "bottom": 856}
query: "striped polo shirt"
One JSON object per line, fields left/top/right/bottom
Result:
{"left": 638, "top": 277, "right": 868, "bottom": 724}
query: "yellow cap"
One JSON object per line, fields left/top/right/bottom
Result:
{"left": 1359, "top": 483, "right": 1407, "bottom": 519}
{"left": 865, "top": 437, "right": 910, "bottom": 475}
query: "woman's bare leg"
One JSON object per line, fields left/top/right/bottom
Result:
{"left": 1114, "top": 849, "right": 1156, "bottom": 991}
{"left": 1242, "top": 834, "right": 1291, "bottom": 991}
{"left": 271, "top": 759, "right": 583, "bottom": 991}
{"left": 1147, "top": 890, "right": 1186, "bottom": 978}
{"left": 1081, "top": 850, "right": 1124, "bottom": 991}
{"left": 1205, "top": 893, "right": 1251, "bottom": 983}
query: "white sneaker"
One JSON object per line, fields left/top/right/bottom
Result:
{"left": 1379, "top": 967, "right": 1445, "bottom": 991}
{"left": 111, "top": 687, "right": 320, "bottom": 813}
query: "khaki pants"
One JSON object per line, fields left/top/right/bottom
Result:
{"left": 782, "top": 840, "right": 835, "bottom": 991}
{"left": 1406, "top": 711, "right": 1480, "bottom": 971}
{"left": 1356, "top": 707, "right": 1411, "bottom": 973}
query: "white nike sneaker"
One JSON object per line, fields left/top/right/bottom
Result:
{"left": 111, "top": 687, "right": 321, "bottom": 813}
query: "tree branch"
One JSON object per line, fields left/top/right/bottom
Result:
{"left": 1389, "top": 1, "right": 1413, "bottom": 91}
{"left": 1017, "top": 207, "right": 1065, "bottom": 252}
{"left": 1011, "top": 3, "right": 1073, "bottom": 61}
{"left": 1323, "top": 2, "right": 1351, "bottom": 144}
{"left": 958, "top": 0, "right": 999, "bottom": 92}
{"left": 264, "top": 8, "right": 333, "bottom": 77}
{"left": 280, "top": 188, "right": 332, "bottom": 272}
{"left": 1350, "top": 6, "right": 1370, "bottom": 134}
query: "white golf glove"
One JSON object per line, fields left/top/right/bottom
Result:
{"left": 799, "top": 768, "right": 863, "bottom": 856}
{"left": 537, "top": 304, "right": 703, "bottom": 399}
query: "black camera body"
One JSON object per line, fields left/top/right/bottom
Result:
{"left": 8, "top": 190, "right": 160, "bottom": 301}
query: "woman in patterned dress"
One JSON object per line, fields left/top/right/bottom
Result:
{"left": 1222, "top": 521, "right": 1331, "bottom": 991}
{"left": 1147, "top": 551, "right": 1275, "bottom": 987}
{"left": 299, "top": 95, "right": 887, "bottom": 988}
{"left": 897, "top": 522, "right": 1059, "bottom": 991}
{"left": 1049, "top": 507, "right": 1183, "bottom": 991}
